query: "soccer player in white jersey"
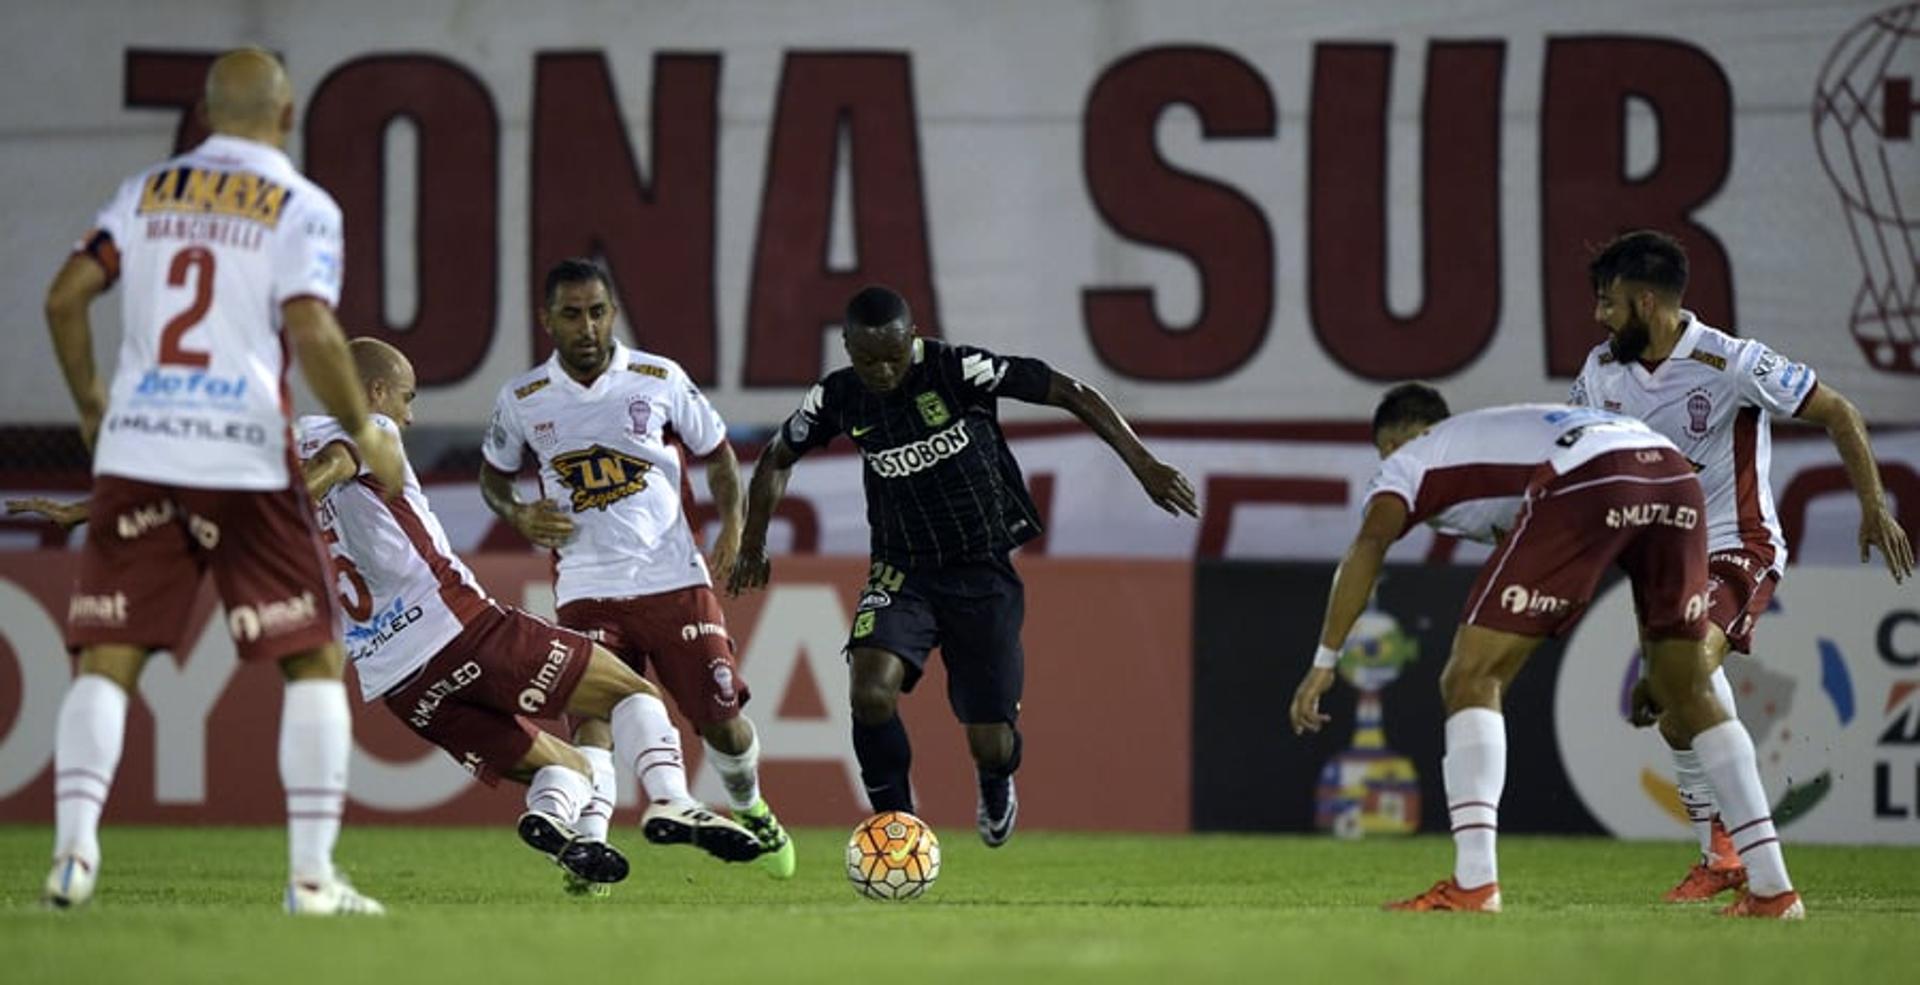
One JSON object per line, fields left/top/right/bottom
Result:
{"left": 480, "top": 259, "right": 794, "bottom": 878}
{"left": 1289, "top": 386, "right": 1804, "bottom": 918}
{"left": 37, "top": 49, "right": 404, "bottom": 916}
{"left": 1569, "top": 231, "right": 1913, "bottom": 901}
{"left": 299, "top": 340, "right": 763, "bottom": 889}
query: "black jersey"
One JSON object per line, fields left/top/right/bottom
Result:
{"left": 780, "top": 338, "right": 1052, "bottom": 569}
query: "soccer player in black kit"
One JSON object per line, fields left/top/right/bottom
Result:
{"left": 729, "top": 286, "right": 1198, "bottom": 845}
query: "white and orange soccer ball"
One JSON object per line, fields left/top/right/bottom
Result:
{"left": 846, "top": 811, "right": 940, "bottom": 901}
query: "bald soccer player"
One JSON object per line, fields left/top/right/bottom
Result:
{"left": 38, "top": 48, "right": 402, "bottom": 915}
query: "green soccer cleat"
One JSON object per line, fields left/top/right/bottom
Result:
{"left": 736, "top": 799, "right": 796, "bottom": 880}
{"left": 562, "top": 871, "right": 612, "bottom": 898}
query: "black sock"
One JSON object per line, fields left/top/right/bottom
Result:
{"left": 852, "top": 715, "right": 914, "bottom": 812}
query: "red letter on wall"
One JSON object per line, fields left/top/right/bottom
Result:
{"left": 1082, "top": 47, "right": 1276, "bottom": 381}
{"left": 1309, "top": 42, "right": 1505, "bottom": 380}
{"left": 124, "top": 49, "right": 218, "bottom": 153}
{"left": 306, "top": 55, "right": 500, "bottom": 386}
{"left": 532, "top": 53, "right": 720, "bottom": 382}
{"left": 745, "top": 53, "right": 940, "bottom": 386}
{"left": 1541, "top": 37, "right": 1735, "bottom": 376}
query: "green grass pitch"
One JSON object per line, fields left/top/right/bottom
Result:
{"left": 3, "top": 825, "right": 1917, "bottom": 984}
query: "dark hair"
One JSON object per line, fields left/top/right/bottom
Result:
{"left": 543, "top": 257, "right": 614, "bottom": 309}
{"left": 1588, "top": 230, "right": 1688, "bottom": 299}
{"left": 1372, "top": 382, "right": 1451, "bottom": 439}
{"left": 844, "top": 285, "right": 911, "bottom": 333}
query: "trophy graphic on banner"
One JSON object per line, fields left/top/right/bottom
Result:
{"left": 1314, "top": 607, "right": 1421, "bottom": 838}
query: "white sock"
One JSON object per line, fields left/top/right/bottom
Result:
{"left": 53, "top": 674, "right": 130, "bottom": 868}
{"left": 705, "top": 721, "right": 763, "bottom": 812}
{"left": 280, "top": 680, "right": 350, "bottom": 885}
{"left": 1670, "top": 747, "right": 1717, "bottom": 859}
{"left": 575, "top": 746, "right": 616, "bottom": 841}
{"left": 1443, "top": 708, "right": 1506, "bottom": 890}
{"left": 525, "top": 765, "right": 591, "bottom": 825}
{"left": 1709, "top": 665, "right": 1737, "bottom": 716}
{"left": 1693, "top": 719, "right": 1793, "bottom": 896}
{"left": 611, "top": 693, "right": 691, "bottom": 804}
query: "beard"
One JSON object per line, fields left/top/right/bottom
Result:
{"left": 1607, "top": 309, "right": 1653, "bottom": 363}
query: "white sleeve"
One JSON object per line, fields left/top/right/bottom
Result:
{"left": 1732, "top": 338, "right": 1819, "bottom": 417}
{"left": 669, "top": 368, "right": 727, "bottom": 457}
{"left": 481, "top": 386, "right": 529, "bottom": 472}
{"left": 1364, "top": 452, "right": 1421, "bottom": 516}
{"left": 1568, "top": 356, "right": 1597, "bottom": 407}
{"left": 272, "top": 190, "right": 345, "bottom": 308}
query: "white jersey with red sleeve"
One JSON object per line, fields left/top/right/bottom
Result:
{"left": 297, "top": 413, "right": 490, "bottom": 702}
{"left": 1568, "top": 313, "right": 1812, "bottom": 573}
{"left": 482, "top": 342, "right": 727, "bottom": 606}
{"left": 1365, "top": 404, "right": 1676, "bottom": 543}
{"left": 83, "top": 135, "right": 346, "bottom": 490}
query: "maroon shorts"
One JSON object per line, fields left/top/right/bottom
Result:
{"left": 1462, "top": 447, "right": 1710, "bottom": 641}
{"left": 381, "top": 604, "right": 593, "bottom": 786}
{"left": 559, "top": 586, "right": 749, "bottom": 730}
{"left": 1706, "top": 547, "right": 1779, "bottom": 653}
{"left": 66, "top": 475, "right": 337, "bottom": 663}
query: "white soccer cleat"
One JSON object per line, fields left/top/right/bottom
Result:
{"left": 42, "top": 854, "right": 96, "bottom": 909}
{"left": 641, "top": 799, "right": 766, "bottom": 863}
{"left": 285, "top": 876, "right": 387, "bottom": 916}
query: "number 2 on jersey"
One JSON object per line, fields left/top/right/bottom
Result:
{"left": 159, "top": 246, "right": 214, "bottom": 368}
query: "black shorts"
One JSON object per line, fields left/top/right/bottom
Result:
{"left": 847, "top": 555, "right": 1025, "bottom": 724}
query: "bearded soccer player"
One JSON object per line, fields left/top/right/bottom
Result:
{"left": 730, "top": 285, "right": 1198, "bottom": 845}
{"left": 38, "top": 48, "right": 404, "bottom": 915}
{"left": 1569, "top": 230, "right": 1913, "bottom": 901}
{"left": 480, "top": 259, "right": 794, "bottom": 878}
{"left": 1289, "top": 385, "right": 1803, "bottom": 918}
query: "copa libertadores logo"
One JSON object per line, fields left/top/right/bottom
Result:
{"left": 1814, "top": 2, "right": 1920, "bottom": 375}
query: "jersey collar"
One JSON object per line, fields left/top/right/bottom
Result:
{"left": 195, "top": 134, "right": 294, "bottom": 172}
{"left": 1667, "top": 310, "right": 1704, "bottom": 360}
{"left": 546, "top": 340, "right": 632, "bottom": 394}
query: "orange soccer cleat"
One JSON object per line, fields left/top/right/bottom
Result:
{"left": 1666, "top": 816, "right": 1748, "bottom": 902}
{"left": 1383, "top": 878, "right": 1502, "bottom": 913}
{"left": 1720, "top": 889, "right": 1806, "bottom": 920}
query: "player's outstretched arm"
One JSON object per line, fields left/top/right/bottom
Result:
{"left": 1796, "top": 384, "right": 1915, "bottom": 582}
{"left": 730, "top": 435, "right": 801, "bottom": 596}
{"left": 5, "top": 497, "right": 90, "bottom": 530}
{"left": 45, "top": 255, "right": 110, "bottom": 450}
{"left": 285, "top": 299, "right": 404, "bottom": 499}
{"left": 703, "top": 442, "right": 745, "bottom": 586}
{"left": 1040, "top": 370, "right": 1198, "bottom": 518}
{"left": 1289, "top": 495, "right": 1406, "bottom": 736}
{"left": 477, "top": 465, "right": 575, "bottom": 549}
{"left": 301, "top": 443, "right": 359, "bottom": 501}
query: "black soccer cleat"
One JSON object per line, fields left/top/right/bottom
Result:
{"left": 641, "top": 800, "right": 766, "bottom": 863}
{"left": 518, "top": 810, "right": 630, "bottom": 884}
{"left": 977, "top": 774, "right": 1018, "bottom": 848}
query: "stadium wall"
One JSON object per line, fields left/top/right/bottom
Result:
{"left": 0, "top": 0, "right": 1914, "bottom": 434}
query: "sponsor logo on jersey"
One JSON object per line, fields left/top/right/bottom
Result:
{"left": 517, "top": 638, "right": 573, "bottom": 713}
{"left": 1752, "top": 351, "right": 1784, "bottom": 378}
{"left": 1710, "top": 550, "right": 1758, "bottom": 573}
{"left": 1684, "top": 387, "right": 1714, "bottom": 437}
{"left": 850, "top": 424, "right": 875, "bottom": 437}
{"left": 68, "top": 591, "right": 129, "bottom": 627}
{"left": 1499, "top": 585, "right": 1571, "bottom": 617}
{"left": 345, "top": 596, "right": 427, "bottom": 663}
{"left": 679, "top": 621, "right": 727, "bottom": 642}
{"left": 133, "top": 368, "right": 250, "bottom": 406}
{"left": 960, "top": 352, "right": 1008, "bottom": 391}
{"left": 515, "top": 377, "right": 551, "bottom": 399}
{"left": 628, "top": 362, "right": 668, "bottom": 379}
{"left": 915, "top": 391, "right": 951, "bottom": 428}
{"left": 227, "top": 591, "right": 320, "bottom": 643}
{"left": 551, "top": 444, "right": 652, "bottom": 511}
{"left": 106, "top": 412, "right": 269, "bottom": 446}
{"left": 136, "top": 166, "right": 292, "bottom": 228}
{"left": 867, "top": 421, "right": 971, "bottom": 479}
{"left": 409, "top": 660, "right": 483, "bottom": 729}
{"left": 187, "top": 514, "right": 220, "bottom": 549}
{"left": 1604, "top": 502, "right": 1700, "bottom": 530}
{"left": 1684, "top": 591, "right": 1709, "bottom": 625}
{"left": 1688, "top": 350, "right": 1727, "bottom": 371}
{"left": 858, "top": 589, "right": 892, "bottom": 611}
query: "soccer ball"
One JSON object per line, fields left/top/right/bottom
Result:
{"left": 846, "top": 811, "right": 940, "bottom": 901}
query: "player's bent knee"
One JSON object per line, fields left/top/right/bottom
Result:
{"left": 1437, "top": 659, "right": 1502, "bottom": 713}
{"left": 849, "top": 685, "right": 899, "bottom": 726}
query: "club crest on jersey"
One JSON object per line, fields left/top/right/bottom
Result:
{"left": 531, "top": 421, "right": 557, "bottom": 449}
{"left": 1685, "top": 387, "right": 1714, "bottom": 437}
{"left": 551, "top": 444, "right": 651, "bottom": 511}
{"left": 915, "top": 391, "right": 950, "bottom": 428}
{"left": 627, "top": 398, "right": 653, "bottom": 436}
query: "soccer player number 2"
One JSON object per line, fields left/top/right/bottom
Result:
{"left": 159, "top": 246, "right": 215, "bottom": 369}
